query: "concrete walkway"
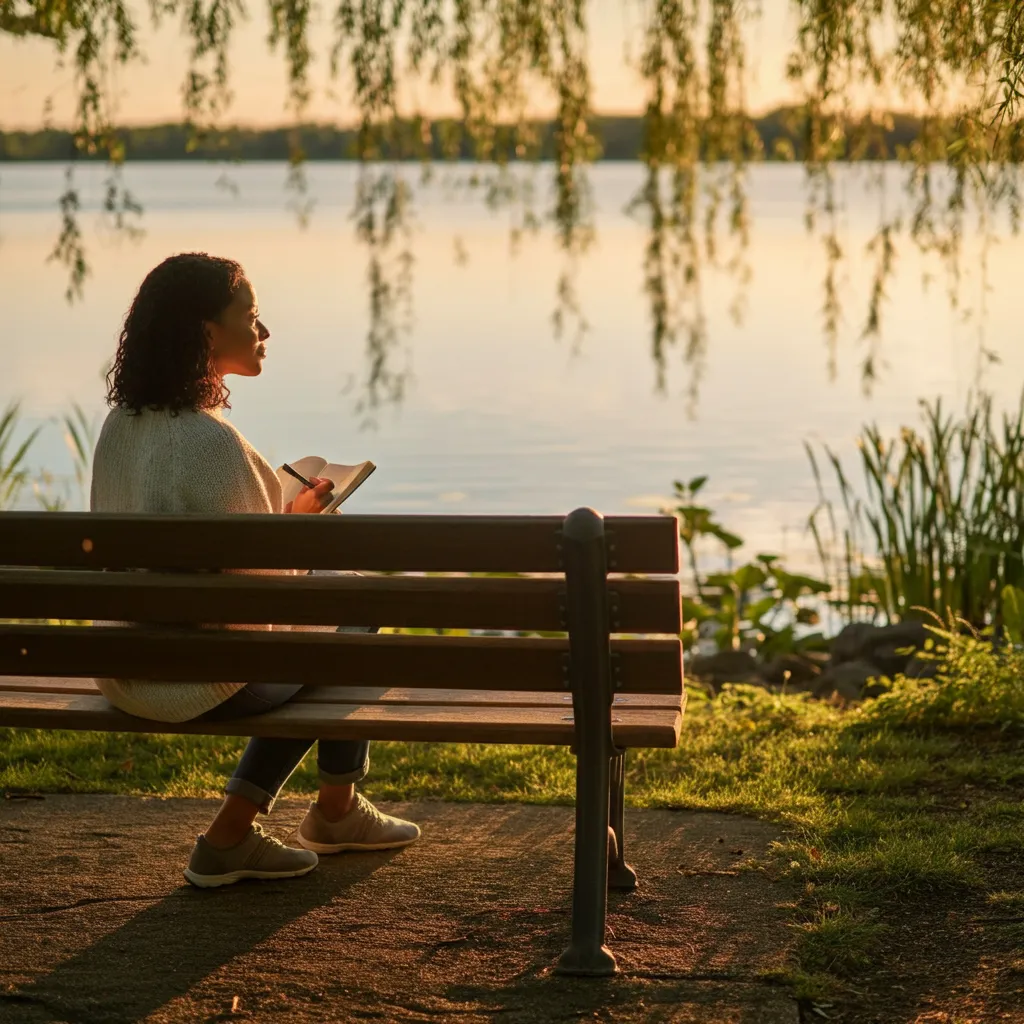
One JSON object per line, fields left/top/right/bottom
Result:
{"left": 0, "top": 796, "right": 799, "bottom": 1023}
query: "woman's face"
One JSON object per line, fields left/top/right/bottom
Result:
{"left": 205, "top": 279, "right": 270, "bottom": 377}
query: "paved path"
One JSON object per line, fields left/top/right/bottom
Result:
{"left": 0, "top": 796, "right": 799, "bottom": 1023}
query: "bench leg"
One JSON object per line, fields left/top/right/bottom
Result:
{"left": 555, "top": 506, "right": 617, "bottom": 977}
{"left": 608, "top": 751, "right": 638, "bottom": 892}
{"left": 556, "top": 745, "right": 616, "bottom": 976}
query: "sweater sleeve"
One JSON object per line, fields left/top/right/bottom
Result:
{"left": 174, "top": 415, "right": 297, "bottom": 628}
{"left": 177, "top": 414, "right": 278, "bottom": 516}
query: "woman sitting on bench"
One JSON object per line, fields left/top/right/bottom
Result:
{"left": 90, "top": 252, "right": 420, "bottom": 888}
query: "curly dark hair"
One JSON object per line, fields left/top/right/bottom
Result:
{"left": 106, "top": 252, "right": 248, "bottom": 412}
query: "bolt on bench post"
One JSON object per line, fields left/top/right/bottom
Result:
{"left": 555, "top": 507, "right": 617, "bottom": 977}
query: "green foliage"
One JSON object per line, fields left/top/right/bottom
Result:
{"left": 1001, "top": 585, "right": 1024, "bottom": 644}
{"left": 679, "top": 387, "right": 1024, "bottom": 658}
{"left": 0, "top": 401, "right": 97, "bottom": 512}
{"left": 855, "top": 618, "right": 1024, "bottom": 732}
{"left": 6, "top": 1, "right": 1024, "bottom": 404}
{"left": 805, "top": 440, "right": 888, "bottom": 626}
{"left": 667, "top": 476, "right": 830, "bottom": 656}
{"left": 0, "top": 402, "right": 39, "bottom": 510}
{"left": 684, "top": 557, "right": 830, "bottom": 658}
{"left": 668, "top": 475, "right": 741, "bottom": 596}
{"left": 808, "top": 392, "right": 1024, "bottom": 628}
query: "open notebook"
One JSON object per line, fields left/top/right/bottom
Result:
{"left": 276, "top": 456, "right": 376, "bottom": 514}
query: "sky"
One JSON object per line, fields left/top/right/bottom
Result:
{"left": 0, "top": 1, "right": 803, "bottom": 130}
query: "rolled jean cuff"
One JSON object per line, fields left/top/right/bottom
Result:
{"left": 319, "top": 754, "right": 369, "bottom": 786}
{"left": 224, "top": 776, "right": 277, "bottom": 815}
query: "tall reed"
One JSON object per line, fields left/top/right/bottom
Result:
{"left": 808, "top": 392, "right": 1024, "bottom": 627}
{"left": 0, "top": 402, "right": 97, "bottom": 511}
{"left": 0, "top": 402, "right": 39, "bottom": 510}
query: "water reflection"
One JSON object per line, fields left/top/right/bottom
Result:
{"left": 336, "top": 159, "right": 1011, "bottom": 418}
{"left": 4, "top": 162, "right": 1023, "bottom": 565}
{"left": 352, "top": 169, "right": 415, "bottom": 417}
{"left": 3, "top": 161, "right": 1016, "bottom": 418}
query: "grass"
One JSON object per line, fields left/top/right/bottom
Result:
{"left": 3, "top": 631, "right": 1023, "bottom": 1012}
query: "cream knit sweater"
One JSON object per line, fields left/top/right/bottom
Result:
{"left": 90, "top": 406, "right": 291, "bottom": 722}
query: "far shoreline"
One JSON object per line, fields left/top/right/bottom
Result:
{"left": 0, "top": 108, "right": 940, "bottom": 164}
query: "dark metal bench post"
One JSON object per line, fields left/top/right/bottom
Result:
{"left": 556, "top": 507, "right": 616, "bottom": 976}
{"left": 608, "top": 752, "right": 638, "bottom": 891}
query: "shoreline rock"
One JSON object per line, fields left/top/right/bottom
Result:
{"left": 685, "top": 619, "right": 936, "bottom": 702}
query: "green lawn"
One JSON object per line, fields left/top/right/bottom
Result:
{"left": 4, "top": 637, "right": 1024, "bottom": 1015}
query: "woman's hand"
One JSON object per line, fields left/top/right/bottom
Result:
{"left": 284, "top": 476, "right": 334, "bottom": 514}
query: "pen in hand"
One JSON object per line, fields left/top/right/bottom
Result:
{"left": 281, "top": 463, "right": 317, "bottom": 490}
{"left": 281, "top": 463, "right": 335, "bottom": 513}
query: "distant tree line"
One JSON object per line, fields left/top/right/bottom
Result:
{"left": 0, "top": 109, "right": 933, "bottom": 162}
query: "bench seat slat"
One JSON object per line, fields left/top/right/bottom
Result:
{"left": 0, "top": 570, "right": 682, "bottom": 634}
{"left": 0, "top": 512, "right": 680, "bottom": 574}
{"left": 0, "top": 676, "right": 685, "bottom": 710}
{"left": 0, "top": 690, "right": 683, "bottom": 748}
{"left": 0, "top": 625, "right": 683, "bottom": 695}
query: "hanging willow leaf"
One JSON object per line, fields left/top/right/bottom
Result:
{"left": 5, "top": 0, "right": 1024, "bottom": 406}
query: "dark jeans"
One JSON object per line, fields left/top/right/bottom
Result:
{"left": 204, "top": 573, "right": 376, "bottom": 813}
{"left": 204, "top": 679, "right": 370, "bottom": 813}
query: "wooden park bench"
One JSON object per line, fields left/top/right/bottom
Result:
{"left": 0, "top": 507, "right": 684, "bottom": 976}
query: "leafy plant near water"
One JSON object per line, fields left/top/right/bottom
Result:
{"left": 854, "top": 613, "right": 1024, "bottom": 731}
{"left": 675, "top": 390, "right": 1024, "bottom": 655}
{"left": 665, "top": 476, "right": 831, "bottom": 657}
{"left": 808, "top": 392, "right": 1024, "bottom": 629}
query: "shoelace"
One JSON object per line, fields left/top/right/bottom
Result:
{"left": 355, "top": 793, "right": 390, "bottom": 827}
{"left": 337, "top": 794, "right": 395, "bottom": 841}
{"left": 250, "top": 822, "right": 288, "bottom": 849}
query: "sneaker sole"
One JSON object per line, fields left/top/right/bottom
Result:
{"left": 295, "top": 834, "right": 420, "bottom": 855}
{"left": 183, "top": 862, "right": 317, "bottom": 888}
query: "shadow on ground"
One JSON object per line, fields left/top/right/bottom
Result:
{"left": 0, "top": 796, "right": 798, "bottom": 1023}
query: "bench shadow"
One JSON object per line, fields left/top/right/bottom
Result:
{"left": 421, "top": 880, "right": 800, "bottom": 1023}
{"left": 7, "top": 851, "right": 400, "bottom": 1024}
{"left": 442, "top": 974, "right": 792, "bottom": 1024}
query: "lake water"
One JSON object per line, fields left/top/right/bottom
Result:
{"left": 2, "top": 161, "right": 1021, "bottom": 573}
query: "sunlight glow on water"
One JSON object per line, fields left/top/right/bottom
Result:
{"left": 2, "top": 162, "right": 1021, "bottom": 570}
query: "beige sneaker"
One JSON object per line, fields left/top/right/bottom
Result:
{"left": 296, "top": 794, "right": 421, "bottom": 854}
{"left": 184, "top": 823, "right": 318, "bottom": 888}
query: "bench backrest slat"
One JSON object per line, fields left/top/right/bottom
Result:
{"left": 0, "top": 512, "right": 679, "bottom": 574}
{"left": 0, "top": 570, "right": 682, "bottom": 634}
{"left": 0, "top": 625, "right": 683, "bottom": 695}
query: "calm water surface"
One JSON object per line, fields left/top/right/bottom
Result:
{"left": 2, "top": 162, "right": 1021, "bottom": 570}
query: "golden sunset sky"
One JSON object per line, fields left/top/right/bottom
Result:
{"left": 1, "top": 2, "right": 805, "bottom": 129}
